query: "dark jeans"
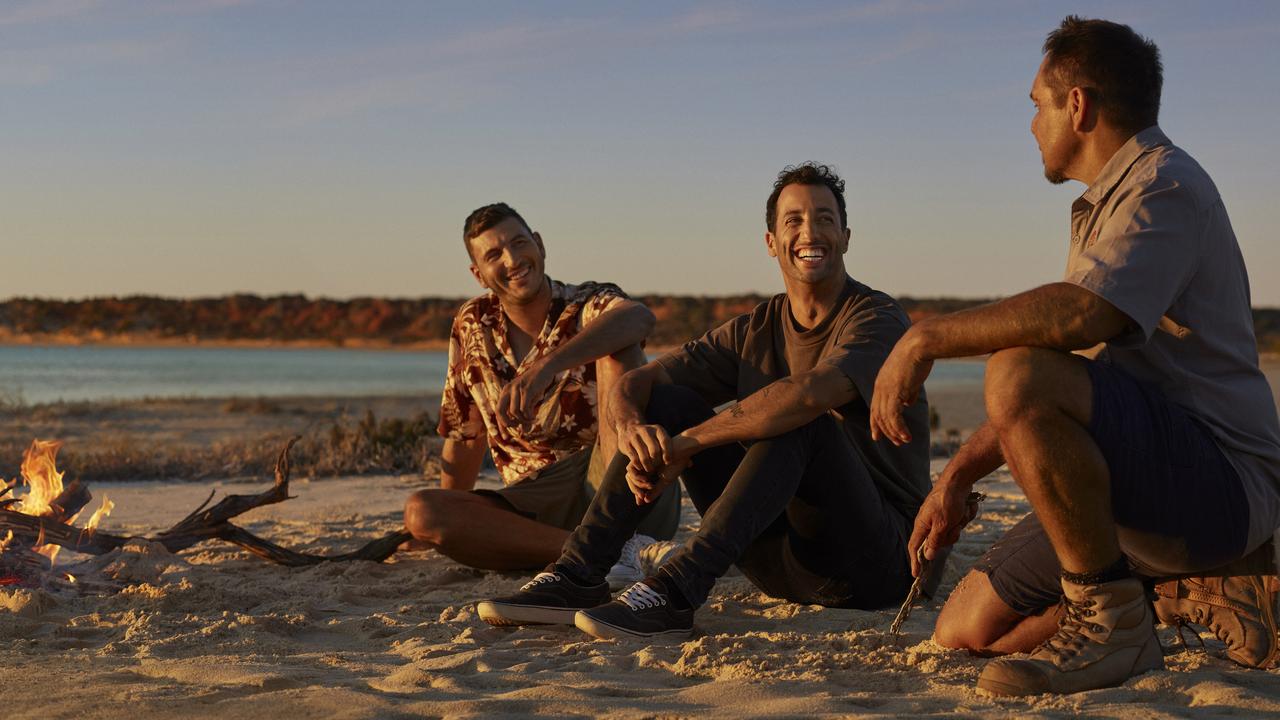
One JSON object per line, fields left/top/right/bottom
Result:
{"left": 557, "top": 384, "right": 913, "bottom": 610}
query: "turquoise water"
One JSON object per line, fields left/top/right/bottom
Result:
{"left": 0, "top": 345, "right": 985, "bottom": 405}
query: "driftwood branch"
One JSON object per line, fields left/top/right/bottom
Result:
{"left": 0, "top": 437, "right": 410, "bottom": 567}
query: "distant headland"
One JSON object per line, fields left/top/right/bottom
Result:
{"left": 4, "top": 294, "right": 1280, "bottom": 352}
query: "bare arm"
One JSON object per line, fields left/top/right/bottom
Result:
{"left": 499, "top": 300, "right": 655, "bottom": 427}
{"left": 937, "top": 422, "right": 1003, "bottom": 492}
{"left": 614, "top": 361, "right": 858, "bottom": 504}
{"left": 906, "top": 422, "right": 1004, "bottom": 575}
{"left": 543, "top": 300, "right": 655, "bottom": 374}
{"left": 680, "top": 363, "right": 856, "bottom": 452}
{"left": 439, "top": 436, "right": 487, "bottom": 491}
{"left": 903, "top": 282, "right": 1129, "bottom": 359}
{"left": 871, "top": 282, "right": 1130, "bottom": 445}
{"left": 608, "top": 360, "right": 675, "bottom": 471}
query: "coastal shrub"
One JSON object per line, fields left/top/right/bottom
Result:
{"left": 298, "top": 410, "right": 438, "bottom": 477}
{"left": 0, "top": 410, "right": 440, "bottom": 484}
{"left": 221, "top": 396, "right": 285, "bottom": 415}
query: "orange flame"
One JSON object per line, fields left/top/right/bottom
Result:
{"left": 2, "top": 440, "right": 116, "bottom": 574}
{"left": 16, "top": 439, "right": 65, "bottom": 518}
{"left": 14, "top": 440, "right": 69, "bottom": 565}
{"left": 85, "top": 495, "right": 113, "bottom": 532}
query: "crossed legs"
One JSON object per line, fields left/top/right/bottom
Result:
{"left": 403, "top": 348, "right": 643, "bottom": 570}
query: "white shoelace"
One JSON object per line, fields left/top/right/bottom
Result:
{"left": 520, "top": 571, "right": 560, "bottom": 591}
{"left": 618, "top": 581, "right": 667, "bottom": 611}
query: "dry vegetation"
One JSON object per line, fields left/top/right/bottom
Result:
{"left": 0, "top": 394, "right": 441, "bottom": 483}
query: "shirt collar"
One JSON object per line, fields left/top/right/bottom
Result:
{"left": 1080, "top": 125, "right": 1170, "bottom": 205}
{"left": 547, "top": 276, "right": 565, "bottom": 300}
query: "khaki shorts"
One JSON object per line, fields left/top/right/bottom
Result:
{"left": 478, "top": 444, "right": 681, "bottom": 539}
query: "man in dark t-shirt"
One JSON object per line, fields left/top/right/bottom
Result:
{"left": 476, "top": 163, "right": 933, "bottom": 639}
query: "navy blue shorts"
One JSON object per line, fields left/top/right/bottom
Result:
{"left": 975, "top": 359, "right": 1250, "bottom": 615}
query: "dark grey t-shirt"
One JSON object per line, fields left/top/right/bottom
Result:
{"left": 656, "top": 277, "right": 932, "bottom": 519}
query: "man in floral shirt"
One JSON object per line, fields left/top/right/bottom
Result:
{"left": 404, "top": 203, "right": 679, "bottom": 572}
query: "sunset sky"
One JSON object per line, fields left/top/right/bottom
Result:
{"left": 4, "top": 1, "right": 1279, "bottom": 303}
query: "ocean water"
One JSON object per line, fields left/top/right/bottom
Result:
{"left": 0, "top": 345, "right": 448, "bottom": 405}
{"left": 0, "top": 345, "right": 986, "bottom": 405}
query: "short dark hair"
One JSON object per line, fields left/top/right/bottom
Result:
{"left": 462, "top": 203, "right": 532, "bottom": 257}
{"left": 766, "top": 163, "right": 847, "bottom": 232}
{"left": 1042, "top": 16, "right": 1163, "bottom": 133}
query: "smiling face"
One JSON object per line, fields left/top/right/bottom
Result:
{"left": 1030, "top": 58, "right": 1080, "bottom": 185}
{"left": 467, "top": 217, "right": 547, "bottom": 306}
{"left": 765, "top": 183, "right": 850, "bottom": 287}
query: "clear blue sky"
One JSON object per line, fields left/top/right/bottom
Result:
{"left": 4, "top": 1, "right": 1279, "bottom": 303}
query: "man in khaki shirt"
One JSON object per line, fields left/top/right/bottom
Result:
{"left": 871, "top": 16, "right": 1280, "bottom": 696}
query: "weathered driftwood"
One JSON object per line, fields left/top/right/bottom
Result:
{"left": 0, "top": 438, "right": 410, "bottom": 567}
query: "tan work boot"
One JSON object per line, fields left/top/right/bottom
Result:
{"left": 1153, "top": 541, "right": 1280, "bottom": 669}
{"left": 977, "top": 576, "right": 1164, "bottom": 696}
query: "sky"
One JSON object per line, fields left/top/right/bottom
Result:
{"left": 3, "top": 0, "right": 1279, "bottom": 304}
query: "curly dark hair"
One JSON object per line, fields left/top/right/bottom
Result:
{"left": 765, "top": 163, "right": 847, "bottom": 232}
{"left": 462, "top": 203, "right": 532, "bottom": 257}
{"left": 1042, "top": 16, "right": 1162, "bottom": 133}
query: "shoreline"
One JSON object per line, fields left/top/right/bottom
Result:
{"left": 0, "top": 333, "right": 450, "bottom": 352}
{"left": 0, "top": 334, "right": 695, "bottom": 356}
{"left": 5, "top": 334, "right": 1279, "bottom": 362}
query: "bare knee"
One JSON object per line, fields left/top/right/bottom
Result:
{"left": 404, "top": 489, "right": 464, "bottom": 544}
{"left": 983, "top": 347, "right": 1087, "bottom": 431}
{"left": 933, "top": 570, "right": 1022, "bottom": 651}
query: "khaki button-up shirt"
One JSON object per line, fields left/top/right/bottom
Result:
{"left": 1064, "top": 126, "right": 1280, "bottom": 549}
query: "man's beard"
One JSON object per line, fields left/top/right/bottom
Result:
{"left": 1044, "top": 167, "right": 1069, "bottom": 185}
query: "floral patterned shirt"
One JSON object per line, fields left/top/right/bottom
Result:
{"left": 437, "top": 278, "right": 627, "bottom": 485}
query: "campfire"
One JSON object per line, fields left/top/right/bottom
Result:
{"left": 0, "top": 437, "right": 410, "bottom": 589}
{"left": 0, "top": 440, "right": 108, "bottom": 587}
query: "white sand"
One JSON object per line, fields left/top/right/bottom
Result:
{"left": 3, "top": 464, "right": 1279, "bottom": 718}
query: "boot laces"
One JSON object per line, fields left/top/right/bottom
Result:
{"left": 1164, "top": 587, "right": 1227, "bottom": 651}
{"left": 1042, "top": 596, "right": 1103, "bottom": 662}
{"left": 1166, "top": 614, "right": 1208, "bottom": 652}
{"left": 618, "top": 581, "right": 667, "bottom": 611}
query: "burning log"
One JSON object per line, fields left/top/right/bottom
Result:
{"left": 0, "top": 437, "right": 411, "bottom": 569}
{"left": 0, "top": 530, "right": 50, "bottom": 586}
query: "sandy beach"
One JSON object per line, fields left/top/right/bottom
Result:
{"left": 3, "top": 365, "right": 1280, "bottom": 718}
{"left": 0, "top": 459, "right": 1277, "bottom": 718}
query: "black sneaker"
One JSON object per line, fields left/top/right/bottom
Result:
{"left": 574, "top": 579, "right": 694, "bottom": 640}
{"left": 477, "top": 570, "right": 611, "bottom": 626}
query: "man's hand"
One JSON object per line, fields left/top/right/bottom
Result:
{"left": 625, "top": 434, "right": 698, "bottom": 505}
{"left": 617, "top": 421, "right": 675, "bottom": 473}
{"left": 626, "top": 459, "right": 684, "bottom": 505}
{"left": 870, "top": 329, "right": 933, "bottom": 446}
{"left": 495, "top": 359, "right": 555, "bottom": 434}
{"left": 907, "top": 479, "right": 980, "bottom": 577}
